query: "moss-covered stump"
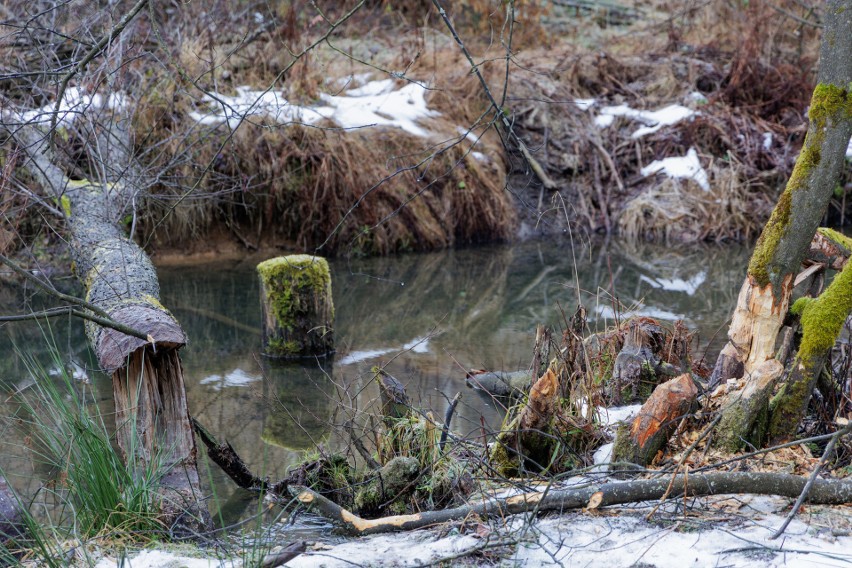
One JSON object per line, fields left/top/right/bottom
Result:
{"left": 354, "top": 457, "right": 420, "bottom": 517}
{"left": 257, "top": 255, "right": 334, "bottom": 358}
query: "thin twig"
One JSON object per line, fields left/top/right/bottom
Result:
{"left": 49, "top": 0, "right": 149, "bottom": 139}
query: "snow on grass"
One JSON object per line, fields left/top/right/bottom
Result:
{"left": 639, "top": 271, "right": 707, "bottom": 295}
{"left": 640, "top": 147, "right": 711, "bottom": 191}
{"left": 189, "top": 79, "right": 438, "bottom": 137}
{"left": 593, "top": 103, "right": 697, "bottom": 138}
{"left": 573, "top": 98, "right": 596, "bottom": 111}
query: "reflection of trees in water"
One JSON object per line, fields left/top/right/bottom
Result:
{"left": 334, "top": 246, "right": 513, "bottom": 350}
{"left": 261, "top": 359, "right": 335, "bottom": 451}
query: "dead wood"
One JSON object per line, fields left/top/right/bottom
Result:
{"left": 613, "top": 373, "right": 698, "bottom": 467}
{"left": 465, "top": 370, "right": 531, "bottom": 398}
{"left": 290, "top": 471, "right": 852, "bottom": 536}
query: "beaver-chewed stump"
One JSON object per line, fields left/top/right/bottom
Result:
{"left": 257, "top": 255, "right": 335, "bottom": 358}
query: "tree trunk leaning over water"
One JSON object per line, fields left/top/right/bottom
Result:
{"left": 711, "top": 1, "right": 852, "bottom": 449}
{"left": 12, "top": 125, "right": 210, "bottom": 532}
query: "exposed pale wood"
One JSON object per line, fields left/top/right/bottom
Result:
{"left": 726, "top": 277, "right": 791, "bottom": 377}
{"left": 613, "top": 373, "right": 697, "bottom": 466}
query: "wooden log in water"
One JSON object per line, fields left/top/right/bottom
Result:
{"left": 257, "top": 255, "right": 334, "bottom": 358}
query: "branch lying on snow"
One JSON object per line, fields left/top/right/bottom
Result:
{"left": 290, "top": 472, "right": 852, "bottom": 536}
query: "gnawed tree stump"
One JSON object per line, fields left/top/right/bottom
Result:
{"left": 613, "top": 373, "right": 697, "bottom": 466}
{"left": 257, "top": 255, "right": 334, "bottom": 358}
{"left": 66, "top": 181, "right": 208, "bottom": 532}
{"left": 491, "top": 369, "right": 562, "bottom": 475}
{"left": 710, "top": 2, "right": 852, "bottom": 447}
{"left": 714, "top": 359, "right": 784, "bottom": 451}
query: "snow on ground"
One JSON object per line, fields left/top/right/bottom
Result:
{"left": 640, "top": 148, "right": 711, "bottom": 191}
{"left": 98, "top": 495, "right": 852, "bottom": 568}
{"left": 188, "top": 79, "right": 437, "bottom": 136}
{"left": 593, "top": 103, "right": 697, "bottom": 138}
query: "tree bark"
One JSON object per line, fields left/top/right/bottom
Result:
{"left": 713, "top": 1, "right": 852, "bottom": 444}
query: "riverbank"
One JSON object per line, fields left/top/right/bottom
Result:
{"left": 5, "top": 0, "right": 848, "bottom": 264}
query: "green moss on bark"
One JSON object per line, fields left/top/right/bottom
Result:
{"left": 817, "top": 227, "right": 852, "bottom": 251}
{"left": 747, "top": 83, "right": 851, "bottom": 289}
{"left": 796, "top": 261, "right": 852, "bottom": 365}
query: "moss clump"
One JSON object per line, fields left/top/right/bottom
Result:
{"left": 796, "top": 261, "right": 852, "bottom": 365}
{"left": 817, "top": 227, "right": 852, "bottom": 251}
{"left": 353, "top": 456, "right": 419, "bottom": 517}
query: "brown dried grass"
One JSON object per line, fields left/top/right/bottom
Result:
{"left": 133, "top": 69, "right": 515, "bottom": 255}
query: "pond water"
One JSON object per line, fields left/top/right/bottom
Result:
{"left": 0, "top": 238, "right": 749, "bottom": 531}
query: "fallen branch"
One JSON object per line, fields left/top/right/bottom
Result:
{"left": 770, "top": 421, "right": 852, "bottom": 539}
{"left": 290, "top": 472, "right": 852, "bottom": 536}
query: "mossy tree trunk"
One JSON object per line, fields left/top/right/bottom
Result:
{"left": 712, "top": 1, "right": 852, "bottom": 449}
{"left": 13, "top": 126, "right": 209, "bottom": 531}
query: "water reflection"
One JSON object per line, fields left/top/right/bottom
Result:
{"left": 0, "top": 239, "right": 750, "bottom": 521}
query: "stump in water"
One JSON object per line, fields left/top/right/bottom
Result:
{"left": 257, "top": 255, "right": 335, "bottom": 358}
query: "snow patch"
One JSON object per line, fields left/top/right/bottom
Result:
{"left": 189, "top": 79, "right": 438, "bottom": 137}
{"left": 594, "top": 103, "right": 697, "bottom": 138}
{"left": 641, "top": 147, "right": 710, "bottom": 191}
{"left": 9, "top": 87, "right": 126, "bottom": 129}
{"left": 95, "top": 550, "right": 228, "bottom": 568}
{"left": 573, "top": 98, "right": 596, "bottom": 111}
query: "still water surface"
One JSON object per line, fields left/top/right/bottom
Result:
{"left": 0, "top": 239, "right": 749, "bottom": 526}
